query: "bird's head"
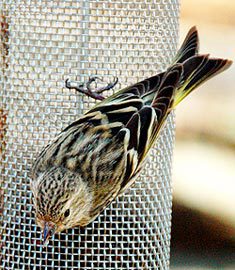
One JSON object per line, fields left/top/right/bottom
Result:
{"left": 30, "top": 166, "right": 92, "bottom": 246}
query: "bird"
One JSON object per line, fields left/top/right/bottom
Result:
{"left": 30, "top": 26, "right": 232, "bottom": 246}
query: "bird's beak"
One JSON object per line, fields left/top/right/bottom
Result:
{"left": 42, "top": 222, "right": 56, "bottom": 247}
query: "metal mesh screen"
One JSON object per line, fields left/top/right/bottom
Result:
{"left": 0, "top": 1, "right": 179, "bottom": 269}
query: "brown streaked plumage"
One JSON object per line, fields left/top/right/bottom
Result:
{"left": 31, "top": 26, "right": 232, "bottom": 245}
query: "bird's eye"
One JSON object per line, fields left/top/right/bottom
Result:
{"left": 64, "top": 209, "right": 70, "bottom": 218}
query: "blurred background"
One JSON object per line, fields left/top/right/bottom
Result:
{"left": 171, "top": 0, "right": 235, "bottom": 269}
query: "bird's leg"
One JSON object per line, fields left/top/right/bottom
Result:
{"left": 65, "top": 76, "right": 118, "bottom": 101}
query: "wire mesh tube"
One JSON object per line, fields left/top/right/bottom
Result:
{"left": 0, "top": 1, "right": 179, "bottom": 269}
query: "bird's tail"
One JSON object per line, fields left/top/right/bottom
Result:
{"left": 151, "top": 26, "right": 232, "bottom": 111}
{"left": 173, "top": 25, "right": 199, "bottom": 64}
{"left": 172, "top": 54, "right": 232, "bottom": 107}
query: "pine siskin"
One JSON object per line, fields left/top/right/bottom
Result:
{"left": 31, "top": 26, "right": 232, "bottom": 246}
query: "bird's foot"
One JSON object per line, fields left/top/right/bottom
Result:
{"left": 65, "top": 76, "right": 118, "bottom": 101}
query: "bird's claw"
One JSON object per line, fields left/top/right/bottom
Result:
{"left": 65, "top": 76, "right": 118, "bottom": 101}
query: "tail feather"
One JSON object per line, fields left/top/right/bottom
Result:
{"left": 141, "top": 26, "right": 199, "bottom": 104}
{"left": 173, "top": 55, "right": 232, "bottom": 107}
{"left": 173, "top": 26, "right": 199, "bottom": 64}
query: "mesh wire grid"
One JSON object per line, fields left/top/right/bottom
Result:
{"left": 0, "top": 1, "right": 179, "bottom": 269}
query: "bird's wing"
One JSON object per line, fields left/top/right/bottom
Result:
{"left": 82, "top": 64, "right": 182, "bottom": 194}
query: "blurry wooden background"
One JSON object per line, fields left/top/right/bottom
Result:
{"left": 171, "top": 0, "right": 235, "bottom": 269}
